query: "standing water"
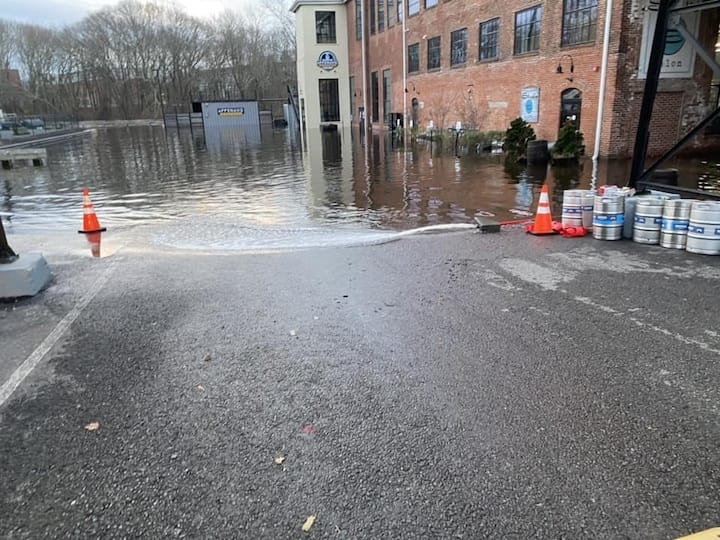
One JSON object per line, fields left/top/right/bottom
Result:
{"left": 0, "top": 126, "right": 717, "bottom": 252}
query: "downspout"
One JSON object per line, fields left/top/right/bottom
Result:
{"left": 591, "top": 0, "right": 614, "bottom": 187}
{"left": 361, "top": 0, "right": 369, "bottom": 138}
{"left": 402, "top": 0, "right": 407, "bottom": 146}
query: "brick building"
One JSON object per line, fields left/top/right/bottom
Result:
{"left": 294, "top": 0, "right": 720, "bottom": 157}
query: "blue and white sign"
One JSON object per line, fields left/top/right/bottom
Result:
{"left": 521, "top": 87, "right": 539, "bottom": 124}
{"left": 317, "top": 51, "right": 339, "bottom": 71}
{"left": 639, "top": 0, "right": 698, "bottom": 79}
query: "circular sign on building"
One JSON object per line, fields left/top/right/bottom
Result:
{"left": 317, "top": 51, "right": 339, "bottom": 71}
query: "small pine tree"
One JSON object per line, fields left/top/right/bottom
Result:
{"left": 504, "top": 117, "right": 536, "bottom": 157}
{"left": 552, "top": 123, "right": 585, "bottom": 159}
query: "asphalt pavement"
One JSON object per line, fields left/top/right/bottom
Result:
{"left": 1, "top": 229, "right": 719, "bottom": 539}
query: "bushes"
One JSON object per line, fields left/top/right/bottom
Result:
{"left": 552, "top": 122, "right": 585, "bottom": 160}
{"left": 503, "top": 117, "right": 536, "bottom": 157}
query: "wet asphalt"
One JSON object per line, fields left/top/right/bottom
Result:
{"left": 1, "top": 231, "right": 720, "bottom": 539}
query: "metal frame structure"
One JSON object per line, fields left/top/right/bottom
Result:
{"left": 628, "top": 0, "right": 720, "bottom": 200}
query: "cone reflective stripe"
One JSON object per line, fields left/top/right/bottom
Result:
{"left": 527, "top": 184, "right": 557, "bottom": 236}
{"left": 78, "top": 188, "right": 106, "bottom": 234}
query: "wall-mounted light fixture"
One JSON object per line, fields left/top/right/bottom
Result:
{"left": 556, "top": 54, "right": 575, "bottom": 82}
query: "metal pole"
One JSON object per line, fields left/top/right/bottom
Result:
{"left": 592, "top": 0, "right": 614, "bottom": 164}
{"left": 361, "top": 0, "right": 369, "bottom": 139}
{"left": 628, "top": 0, "right": 676, "bottom": 188}
{"left": 402, "top": 0, "right": 407, "bottom": 147}
{"left": 0, "top": 217, "right": 18, "bottom": 264}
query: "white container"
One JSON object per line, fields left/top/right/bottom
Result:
{"left": 686, "top": 201, "right": 720, "bottom": 255}
{"left": 633, "top": 199, "right": 665, "bottom": 244}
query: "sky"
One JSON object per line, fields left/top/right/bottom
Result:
{"left": 1, "top": 0, "right": 257, "bottom": 26}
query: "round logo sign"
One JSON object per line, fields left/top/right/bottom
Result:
{"left": 317, "top": 51, "right": 339, "bottom": 71}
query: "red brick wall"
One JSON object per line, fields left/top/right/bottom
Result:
{"left": 347, "top": 0, "right": 720, "bottom": 157}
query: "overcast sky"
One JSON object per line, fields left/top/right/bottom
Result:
{"left": 2, "top": 0, "right": 257, "bottom": 26}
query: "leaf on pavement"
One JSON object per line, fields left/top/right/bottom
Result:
{"left": 302, "top": 515, "right": 316, "bottom": 532}
{"left": 274, "top": 456, "right": 286, "bottom": 465}
{"left": 84, "top": 422, "right": 100, "bottom": 431}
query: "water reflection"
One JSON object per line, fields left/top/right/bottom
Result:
{"left": 84, "top": 232, "right": 102, "bottom": 258}
{"left": 0, "top": 126, "right": 717, "bottom": 236}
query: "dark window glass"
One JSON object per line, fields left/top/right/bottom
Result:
{"left": 408, "top": 43, "right": 420, "bottom": 73}
{"left": 371, "top": 71, "right": 379, "bottom": 122}
{"left": 378, "top": 0, "right": 385, "bottom": 31}
{"left": 427, "top": 36, "right": 441, "bottom": 70}
{"left": 408, "top": 0, "right": 420, "bottom": 16}
{"left": 562, "top": 0, "right": 598, "bottom": 45}
{"left": 388, "top": 0, "right": 395, "bottom": 27}
{"left": 382, "top": 69, "right": 392, "bottom": 123}
{"left": 514, "top": 6, "right": 542, "bottom": 54}
{"left": 397, "top": 0, "right": 403, "bottom": 22}
{"left": 350, "top": 76, "right": 356, "bottom": 120}
{"left": 479, "top": 18, "right": 499, "bottom": 60}
{"left": 356, "top": 0, "right": 362, "bottom": 40}
{"left": 370, "top": 0, "right": 376, "bottom": 34}
{"left": 450, "top": 28, "right": 468, "bottom": 66}
{"left": 316, "top": 11, "right": 336, "bottom": 44}
{"left": 319, "top": 79, "right": 340, "bottom": 122}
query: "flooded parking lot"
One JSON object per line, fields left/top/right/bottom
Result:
{"left": 1, "top": 125, "right": 718, "bottom": 251}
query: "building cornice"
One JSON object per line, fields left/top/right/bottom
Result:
{"left": 290, "top": 0, "right": 347, "bottom": 13}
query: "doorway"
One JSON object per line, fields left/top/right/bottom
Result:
{"left": 559, "top": 88, "right": 582, "bottom": 130}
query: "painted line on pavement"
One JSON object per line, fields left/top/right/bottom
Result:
{"left": 0, "top": 263, "right": 115, "bottom": 407}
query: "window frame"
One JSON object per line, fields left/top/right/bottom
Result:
{"left": 514, "top": 5, "right": 542, "bottom": 55}
{"left": 450, "top": 27, "right": 468, "bottom": 67}
{"left": 561, "top": 0, "right": 598, "bottom": 46}
{"left": 479, "top": 17, "right": 500, "bottom": 61}
{"left": 408, "top": 42, "right": 420, "bottom": 73}
{"left": 427, "top": 36, "right": 441, "bottom": 70}
{"left": 315, "top": 11, "right": 337, "bottom": 44}
{"left": 408, "top": 0, "right": 420, "bottom": 17}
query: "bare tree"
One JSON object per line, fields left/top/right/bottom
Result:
{"left": 5, "top": 0, "right": 297, "bottom": 119}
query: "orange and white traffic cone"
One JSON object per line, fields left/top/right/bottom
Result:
{"left": 78, "top": 188, "right": 106, "bottom": 234}
{"left": 526, "top": 184, "right": 557, "bottom": 235}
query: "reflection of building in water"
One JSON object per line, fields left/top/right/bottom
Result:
{"left": 303, "top": 127, "right": 355, "bottom": 216}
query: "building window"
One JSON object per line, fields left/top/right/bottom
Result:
{"left": 408, "top": 43, "right": 420, "bottom": 72}
{"left": 408, "top": 0, "right": 420, "bottom": 16}
{"left": 427, "top": 36, "right": 441, "bottom": 70}
{"left": 371, "top": 71, "right": 379, "bottom": 122}
{"left": 450, "top": 28, "right": 468, "bottom": 66}
{"left": 562, "top": 0, "right": 598, "bottom": 46}
{"left": 378, "top": 0, "right": 385, "bottom": 31}
{"left": 388, "top": 0, "right": 395, "bottom": 27}
{"left": 383, "top": 69, "right": 392, "bottom": 123}
{"left": 479, "top": 18, "right": 499, "bottom": 61}
{"left": 425, "top": 0, "right": 438, "bottom": 7}
{"left": 319, "top": 79, "right": 340, "bottom": 121}
{"left": 514, "top": 6, "right": 542, "bottom": 55}
{"left": 316, "top": 11, "right": 336, "bottom": 44}
{"left": 350, "top": 76, "right": 356, "bottom": 120}
{"left": 370, "top": 0, "right": 376, "bottom": 34}
{"left": 397, "top": 0, "right": 403, "bottom": 22}
{"left": 356, "top": 0, "right": 362, "bottom": 40}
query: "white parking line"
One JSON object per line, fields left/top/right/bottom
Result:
{"left": 0, "top": 263, "right": 115, "bottom": 407}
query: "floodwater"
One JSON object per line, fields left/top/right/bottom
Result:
{"left": 1, "top": 125, "right": 718, "bottom": 252}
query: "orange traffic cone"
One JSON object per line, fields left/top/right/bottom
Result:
{"left": 526, "top": 184, "right": 557, "bottom": 235}
{"left": 78, "top": 188, "right": 106, "bottom": 234}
